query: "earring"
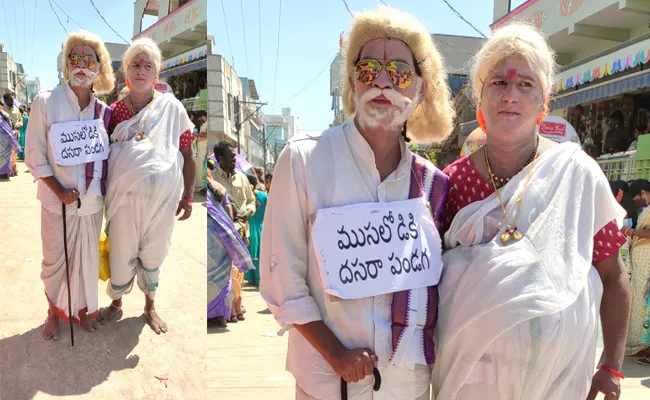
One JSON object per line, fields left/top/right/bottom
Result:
{"left": 125, "top": 78, "right": 131, "bottom": 89}
{"left": 536, "top": 97, "right": 550, "bottom": 126}
{"left": 477, "top": 108, "right": 487, "bottom": 132}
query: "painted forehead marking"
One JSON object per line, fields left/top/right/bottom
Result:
{"left": 138, "top": 57, "right": 146, "bottom": 65}
{"left": 506, "top": 68, "right": 518, "bottom": 81}
{"left": 383, "top": 41, "right": 387, "bottom": 60}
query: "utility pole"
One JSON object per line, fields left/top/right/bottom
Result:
{"left": 262, "top": 124, "right": 267, "bottom": 172}
{"left": 235, "top": 98, "right": 267, "bottom": 153}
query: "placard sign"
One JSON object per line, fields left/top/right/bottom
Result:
{"left": 50, "top": 119, "right": 110, "bottom": 166}
{"left": 311, "top": 198, "right": 442, "bottom": 300}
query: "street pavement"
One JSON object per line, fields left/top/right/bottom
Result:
{"left": 0, "top": 161, "right": 207, "bottom": 400}
{"left": 210, "top": 292, "right": 650, "bottom": 400}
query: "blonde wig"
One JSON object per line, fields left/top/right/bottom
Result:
{"left": 471, "top": 23, "right": 556, "bottom": 104}
{"left": 62, "top": 30, "right": 115, "bottom": 94}
{"left": 341, "top": 5, "right": 454, "bottom": 143}
{"left": 122, "top": 37, "right": 162, "bottom": 75}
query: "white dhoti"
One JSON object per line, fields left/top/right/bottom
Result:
{"left": 104, "top": 92, "right": 193, "bottom": 301}
{"left": 41, "top": 205, "right": 102, "bottom": 322}
{"left": 107, "top": 167, "right": 182, "bottom": 300}
{"left": 432, "top": 144, "right": 626, "bottom": 399}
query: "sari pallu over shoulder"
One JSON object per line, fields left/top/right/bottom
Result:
{"left": 0, "top": 116, "right": 21, "bottom": 166}
{"left": 433, "top": 143, "right": 626, "bottom": 398}
{"left": 105, "top": 93, "right": 193, "bottom": 222}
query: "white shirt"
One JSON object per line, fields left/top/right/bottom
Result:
{"left": 259, "top": 121, "right": 431, "bottom": 400}
{"left": 24, "top": 84, "right": 105, "bottom": 216}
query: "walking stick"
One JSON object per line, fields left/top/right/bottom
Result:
{"left": 62, "top": 197, "right": 81, "bottom": 347}
{"left": 340, "top": 368, "right": 381, "bottom": 400}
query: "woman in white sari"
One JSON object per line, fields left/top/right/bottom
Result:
{"left": 432, "top": 24, "right": 631, "bottom": 399}
{"left": 97, "top": 38, "right": 196, "bottom": 334}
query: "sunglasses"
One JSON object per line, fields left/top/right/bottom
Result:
{"left": 68, "top": 53, "right": 97, "bottom": 70}
{"left": 355, "top": 59, "right": 414, "bottom": 89}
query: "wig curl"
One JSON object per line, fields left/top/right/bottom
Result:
{"left": 62, "top": 30, "right": 115, "bottom": 94}
{"left": 471, "top": 23, "right": 556, "bottom": 104}
{"left": 341, "top": 6, "right": 454, "bottom": 143}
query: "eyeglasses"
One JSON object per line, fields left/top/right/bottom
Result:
{"left": 68, "top": 53, "right": 97, "bottom": 70}
{"left": 355, "top": 59, "right": 414, "bottom": 89}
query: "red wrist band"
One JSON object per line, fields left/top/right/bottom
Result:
{"left": 599, "top": 365, "right": 625, "bottom": 379}
{"left": 182, "top": 197, "right": 194, "bottom": 204}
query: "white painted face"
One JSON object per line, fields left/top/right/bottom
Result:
{"left": 480, "top": 56, "right": 545, "bottom": 139}
{"left": 126, "top": 52, "right": 157, "bottom": 94}
{"left": 67, "top": 44, "right": 100, "bottom": 88}
{"left": 350, "top": 38, "right": 426, "bottom": 131}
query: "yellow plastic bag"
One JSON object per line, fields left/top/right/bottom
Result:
{"left": 99, "top": 232, "right": 111, "bottom": 281}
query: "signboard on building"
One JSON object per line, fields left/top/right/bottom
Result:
{"left": 134, "top": 0, "right": 206, "bottom": 44}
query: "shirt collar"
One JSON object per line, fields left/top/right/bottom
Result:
{"left": 346, "top": 120, "right": 412, "bottom": 182}
{"left": 216, "top": 165, "right": 236, "bottom": 179}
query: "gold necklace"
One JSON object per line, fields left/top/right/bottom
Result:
{"left": 125, "top": 92, "right": 154, "bottom": 116}
{"left": 484, "top": 137, "right": 540, "bottom": 244}
{"left": 131, "top": 94, "right": 156, "bottom": 142}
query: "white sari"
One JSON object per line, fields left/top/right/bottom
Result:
{"left": 104, "top": 93, "right": 193, "bottom": 299}
{"left": 432, "top": 143, "right": 625, "bottom": 399}
{"left": 105, "top": 93, "right": 192, "bottom": 222}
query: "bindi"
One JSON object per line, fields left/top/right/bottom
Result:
{"left": 383, "top": 41, "right": 388, "bottom": 60}
{"left": 138, "top": 58, "right": 146, "bottom": 66}
{"left": 506, "top": 68, "right": 518, "bottom": 83}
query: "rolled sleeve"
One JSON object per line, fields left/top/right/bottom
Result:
{"left": 259, "top": 143, "right": 322, "bottom": 328}
{"left": 24, "top": 94, "right": 53, "bottom": 179}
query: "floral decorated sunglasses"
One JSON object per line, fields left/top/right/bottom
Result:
{"left": 355, "top": 59, "right": 415, "bottom": 89}
{"left": 68, "top": 53, "right": 97, "bottom": 70}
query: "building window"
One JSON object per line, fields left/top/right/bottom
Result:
{"left": 227, "top": 93, "right": 232, "bottom": 123}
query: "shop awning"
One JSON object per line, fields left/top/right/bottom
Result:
{"left": 550, "top": 71, "right": 650, "bottom": 110}
{"left": 159, "top": 59, "right": 207, "bottom": 79}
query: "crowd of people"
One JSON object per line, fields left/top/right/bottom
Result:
{"left": 0, "top": 93, "right": 29, "bottom": 180}
{"left": 610, "top": 179, "right": 650, "bottom": 367}
{"left": 206, "top": 141, "right": 271, "bottom": 328}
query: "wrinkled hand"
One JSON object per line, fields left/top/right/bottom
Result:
{"left": 57, "top": 188, "right": 79, "bottom": 205}
{"left": 586, "top": 370, "right": 620, "bottom": 400}
{"left": 330, "top": 348, "right": 378, "bottom": 383}
{"left": 176, "top": 198, "right": 192, "bottom": 221}
{"left": 622, "top": 228, "right": 635, "bottom": 237}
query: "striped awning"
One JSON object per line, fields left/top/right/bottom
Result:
{"left": 550, "top": 71, "right": 650, "bottom": 110}
{"left": 159, "top": 59, "right": 207, "bottom": 79}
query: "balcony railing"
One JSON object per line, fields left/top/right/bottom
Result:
{"left": 181, "top": 97, "right": 207, "bottom": 112}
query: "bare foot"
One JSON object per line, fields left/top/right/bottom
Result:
{"left": 97, "top": 301, "right": 123, "bottom": 325}
{"left": 80, "top": 312, "right": 98, "bottom": 332}
{"left": 144, "top": 309, "right": 168, "bottom": 334}
{"left": 42, "top": 309, "right": 60, "bottom": 341}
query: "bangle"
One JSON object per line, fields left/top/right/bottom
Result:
{"left": 599, "top": 365, "right": 625, "bottom": 379}
{"left": 182, "top": 196, "right": 194, "bottom": 204}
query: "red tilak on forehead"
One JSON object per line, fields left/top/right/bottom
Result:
{"left": 138, "top": 58, "right": 146, "bottom": 66}
{"left": 384, "top": 41, "right": 388, "bottom": 60}
{"left": 506, "top": 68, "right": 518, "bottom": 81}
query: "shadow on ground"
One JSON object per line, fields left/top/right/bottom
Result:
{"left": 0, "top": 316, "right": 145, "bottom": 399}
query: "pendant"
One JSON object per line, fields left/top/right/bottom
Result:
{"left": 500, "top": 231, "right": 511, "bottom": 244}
{"left": 135, "top": 132, "right": 146, "bottom": 141}
{"left": 501, "top": 226, "right": 523, "bottom": 244}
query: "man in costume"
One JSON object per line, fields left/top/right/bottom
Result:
{"left": 259, "top": 6, "right": 454, "bottom": 399}
{"left": 25, "top": 30, "right": 115, "bottom": 341}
